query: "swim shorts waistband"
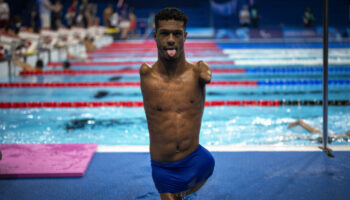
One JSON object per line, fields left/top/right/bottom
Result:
{"left": 151, "top": 144, "right": 203, "bottom": 167}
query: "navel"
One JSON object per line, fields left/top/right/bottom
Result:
{"left": 156, "top": 106, "right": 163, "bottom": 112}
{"left": 176, "top": 144, "right": 180, "bottom": 152}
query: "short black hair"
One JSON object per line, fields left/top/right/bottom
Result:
{"left": 84, "top": 36, "right": 94, "bottom": 42}
{"left": 35, "top": 59, "right": 44, "bottom": 69}
{"left": 154, "top": 8, "right": 188, "bottom": 30}
{"left": 63, "top": 61, "right": 70, "bottom": 70}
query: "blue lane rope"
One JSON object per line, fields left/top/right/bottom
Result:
{"left": 257, "top": 80, "right": 350, "bottom": 85}
{"left": 245, "top": 67, "right": 350, "bottom": 74}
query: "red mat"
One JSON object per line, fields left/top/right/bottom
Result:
{"left": 0, "top": 143, "right": 97, "bottom": 178}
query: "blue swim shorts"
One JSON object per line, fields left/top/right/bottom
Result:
{"left": 151, "top": 144, "right": 215, "bottom": 194}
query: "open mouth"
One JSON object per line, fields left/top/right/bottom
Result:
{"left": 164, "top": 47, "right": 177, "bottom": 57}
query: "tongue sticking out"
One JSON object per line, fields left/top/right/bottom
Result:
{"left": 167, "top": 49, "right": 176, "bottom": 57}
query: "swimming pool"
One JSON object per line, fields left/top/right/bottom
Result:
{"left": 0, "top": 41, "right": 349, "bottom": 146}
{"left": 0, "top": 106, "right": 349, "bottom": 145}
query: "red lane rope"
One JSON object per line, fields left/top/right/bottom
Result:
{"left": 46, "top": 60, "right": 235, "bottom": 67}
{"left": 91, "top": 49, "right": 223, "bottom": 53}
{"left": 87, "top": 54, "right": 227, "bottom": 59}
{"left": 47, "top": 61, "right": 144, "bottom": 67}
{"left": 20, "top": 68, "right": 244, "bottom": 75}
{"left": 0, "top": 100, "right": 280, "bottom": 108}
{"left": 0, "top": 81, "right": 257, "bottom": 88}
{"left": 1, "top": 100, "right": 348, "bottom": 108}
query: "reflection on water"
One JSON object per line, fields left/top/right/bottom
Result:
{"left": 65, "top": 118, "right": 142, "bottom": 131}
{"left": 1, "top": 107, "right": 349, "bottom": 145}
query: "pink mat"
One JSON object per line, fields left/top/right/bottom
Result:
{"left": 0, "top": 143, "right": 97, "bottom": 178}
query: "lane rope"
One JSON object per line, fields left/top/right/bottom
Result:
{"left": 0, "top": 100, "right": 349, "bottom": 109}
{"left": 21, "top": 68, "right": 350, "bottom": 75}
{"left": 46, "top": 60, "right": 234, "bottom": 67}
{"left": 2, "top": 80, "right": 350, "bottom": 88}
{"left": 19, "top": 69, "right": 245, "bottom": 75}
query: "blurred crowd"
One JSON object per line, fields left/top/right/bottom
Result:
{"left": 0, "top": 0, "right": 156, "bottom": 63}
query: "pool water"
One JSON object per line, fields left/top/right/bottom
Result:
{"left": 1, "top": 106, "right": 349, "bottom": 145}
{"left": 0, "top": 85, "right": 349, "bottom": 102}
{"left": 0, "top": 41, "right": 349, "bottom": 146}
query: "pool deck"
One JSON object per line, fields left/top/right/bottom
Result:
{"left": 1, "top": 145, "right": 350, "bottom": 200}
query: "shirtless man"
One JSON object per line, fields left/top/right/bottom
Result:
{"left": 140, "top": 8, "right": 215, "bottom": 200}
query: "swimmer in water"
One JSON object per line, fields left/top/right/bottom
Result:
{"left": 12, "top": 56, "right": 70, "bottom": 71}
{"left": 12, "top": 56, "right": 44, "bottom": 72}
{"left": 140, "top": 8, "right": 214, "bottom": 200}
{"left": 288, "top": 119, "right": 350, "bottom": 143}
{"left": 65, "top": 36, "right": 96, "bottom": 61}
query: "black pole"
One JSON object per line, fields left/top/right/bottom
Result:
{"left": 48, "top": 49, "right": 51, "bottom": 63}
{"left": 7, "top": 58, "right": 11, "bottom": 82}
{"left": 321, "top": 0, "right": 334, "bottom": 157}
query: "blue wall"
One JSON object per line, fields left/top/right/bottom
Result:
{"left": 212, "top": 0, "right": 350, "bottom": 28}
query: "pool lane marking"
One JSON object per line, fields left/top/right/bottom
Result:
{"left": 2, "top": 80, "right": 350, "bottom": 88}
{"left": 0, "top": 81, "right": 257, "bottom": 87}
{"left": 96, "top": 145, "right": 350, "bottom": 152}
{"left": 1, "top": 100, "right": 349, "bottom": 109}
{"left": 46, "top": 60, "right": 235, "bottom": 67}
{"left": 19, "top": 69, "right": 245, "bottom": 75}
{"left": 20, "top": 68, "right": 350, "bottom": 75}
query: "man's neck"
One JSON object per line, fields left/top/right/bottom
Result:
{"left": 157, "top": 54, "right": 186, "bottom": 78}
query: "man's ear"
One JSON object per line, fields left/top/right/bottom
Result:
{"left": 153, "top": 30, "right": 157, "bottom": 40}
{"left": 184, "top": 31, "right": 188, "bottom": 41}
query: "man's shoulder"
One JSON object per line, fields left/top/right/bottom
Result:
{"left": 190, "top": 60, "right": 209, "bottom": 70}
{"left": 139, "top": 63, "right": 153, "bottom": 75}
{"left": 185, "top": 61, "right": 199, "bottom": 70}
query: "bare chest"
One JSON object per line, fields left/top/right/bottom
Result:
{"left": 142, "top": 72, "right": 203, "bottom": 112}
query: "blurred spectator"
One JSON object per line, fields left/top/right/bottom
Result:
{"left": 103, "top": 4, "right": 114, "bottom": 27}
{"left": 239, "top": 5, "right": 250, "bottom": 27}
{"left": 76, "top": 0, "right": 89, "bottom": 28}
{"left": 65, "top": 0, "right": 78, "bottom": 28}
{"left": 39, "top": 0, "right": 55, "bottom": 29}
{"left": 128, "top": 8, "right": 137, "bottom": 38}
{"left": 51, "top": 0, "right": 62, "bottom": 31}
{"left": 303, "top": 7, "right": 315, "bottom": 27}
{"left": 10, "top": 15, "right": 22, "bottom": 35}
{"left": 251, "top": 5, "right": 260, "bottom": 28}
{"left": 143, "top": 12, "right": 155, "bottom": 38}
{"left": 110, "top": 8, "right": 119, "bottom": 28}
{"left": 0, "top": 0, "right": 9, "bottom": 29}
{"left": 30, "top": 5, "right": 40, "bottom": 33}
{"left": 87, "top": 3, "right": 97, "bottom": 26}
{"left": 119, "top": 3, "right": 130, "bottom": 39}
{"left": 120, "top": 2, "right": 129, "bottom": 20}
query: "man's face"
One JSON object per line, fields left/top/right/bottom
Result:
{"left": 154, "top": 20, "right": 187, "bottom": 61}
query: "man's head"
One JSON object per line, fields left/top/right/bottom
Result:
{"left": 84, "top": 36, "right": 94, "bottom": 42}
{"left": 35, "top": 59, "right": 44, "bottom": 70}
{"left": 154, "top": 8, "right": 188, "bottom": 61}
{"left": 63, "top": 61, "right": 70, "bottom": 70}
{"left": 154, "top": 8, "right": 188, "bottom": 31}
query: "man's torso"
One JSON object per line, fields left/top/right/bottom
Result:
{"left": 141, "top": 62, "right": 205, "bottom": 162}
